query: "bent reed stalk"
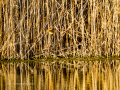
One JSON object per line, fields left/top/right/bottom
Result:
{"left": 0, "top": 0, "right": 120, "bottom": 60}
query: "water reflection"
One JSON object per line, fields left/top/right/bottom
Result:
{"left": 0, "top": 60, "right": 120, "bottom": 90}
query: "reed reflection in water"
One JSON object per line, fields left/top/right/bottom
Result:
{"left": 0, "top": 60, "right": 120, "bottom": 90}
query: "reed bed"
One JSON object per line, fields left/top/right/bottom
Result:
{"left": 0, "top": 0, "right": 120, "bottom": 59}
{"left": 0, "top": 60, "right": 120, "bottom": 90}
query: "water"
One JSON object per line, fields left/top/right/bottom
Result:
{"left": 0, "top": 59, "right": 120, "bottom": 90}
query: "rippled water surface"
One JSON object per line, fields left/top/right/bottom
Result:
{"left": 0, "top": 59, "right": 120, "bottom": 90}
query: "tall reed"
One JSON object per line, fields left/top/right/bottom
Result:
{"left": 0, "top": 0, "right": 120, "bottom": 59}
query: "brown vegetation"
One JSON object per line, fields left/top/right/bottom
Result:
{"left": 0, "top": 0, "right": 120, "bottom": 60}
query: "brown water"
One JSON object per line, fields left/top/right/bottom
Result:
{"left": 0, "top": 60, "right": 120, "bottom": 90}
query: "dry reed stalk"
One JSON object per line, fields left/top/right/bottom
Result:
{"left": 33, "top": 0, "right": 36, "bottom": 56}
{"left": 19, "top": 0, "right": 23, "bottom": 59}
{"left": 46, "top": 0, "right": 49, "bottom": 57}
{"left": 81, "top": 0, "right": 84, "bottom": 57}
{"left": 64, "top": 0, "right": 68, "bottom": 57}
{"left": 23, "top": 0, "right": 26, "bottom": 59}
{"left": 71, "top": 0, "right": 75, "bottom": 57}
{"left": 5, "top": 0, "right": 9, "bottom": 59}
{"left": 0, "top": 1, "right": 2, "bottom": 46}
{"left": 0, "top": 1, "right": 2, "bottom": 59}
{"left": 27, "top": 0, "right": 30, "bottom": 59}
{"left": 10, "top": 0, "right": 13, "bottom": 59}
{"left": 37, "top": 0, "right": 40, "bottom": 57}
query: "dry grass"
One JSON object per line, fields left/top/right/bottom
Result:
{"left": 0, "top": 0, "right": 120, "bottom": 60}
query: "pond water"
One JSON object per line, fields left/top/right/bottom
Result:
{"left": 0, "top": 59, "right": 120, "bottom": 90}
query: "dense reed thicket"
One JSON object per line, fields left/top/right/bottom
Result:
{"left": 0, "top": 0, "right": 120, "bottom": 60}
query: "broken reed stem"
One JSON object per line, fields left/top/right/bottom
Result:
{"left": 0, "top": 0, "right": 120, "bottom": 60}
